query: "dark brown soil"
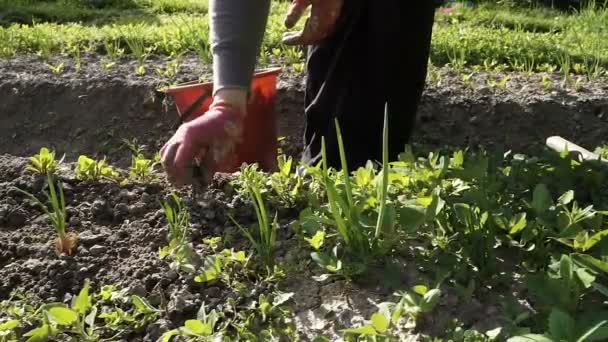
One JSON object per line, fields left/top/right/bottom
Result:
{"left": 1, "top": 53, "right": 607, "bottom": 167}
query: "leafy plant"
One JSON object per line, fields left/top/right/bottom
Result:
{"left": 194, "top": 248, "right": 249, "bottom": 285}
{"left": 14, "top": 173, "right": 77, "bottom": 256}
{"left": 304, "top": 105, "right": 395, "bottom": 276}
{"left": 129, "top": 154, "right": 156, "bottom": 182}
{"left": 160, "top": 303, "right": 220, "bottom": 341}
{"left": 27, "top": 147, "right": 63, "bottom": 175}
{"left": 75, "top": 155, "right": 121, "bottom": 182}
{"left": 18, "top": 280, "right": 160, "bottom": 341}
{"left": 47, "top": 62, "right": 65, "bottom": 75}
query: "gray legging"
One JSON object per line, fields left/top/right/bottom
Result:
{"left": 209, "top": 0, "right": 270, "bottom": 94}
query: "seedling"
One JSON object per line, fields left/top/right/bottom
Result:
{"left": 47, "top": 62, "right": 65, "bottom": 75}
{"left": 229, "top": 178, "right": 278, "bottom": 271}
{"left": 15, "top": 174, "right": 77, "bottom": 256}
{"left": 160, "top": 303, "right": 220, "bottom": 341}
{"left": 129, "top": 154, "right": 156, "bottom": 182}
{"left": 159, "top": 192, "right": 195, "bottom": 273}
{"left": 27, "top": 147, "right": 63, "bottom": 175}
{"left": 19, "top": 280, "right": 160, "bottom": 341}
{"left": 75, "top": 155, "right": 121, "bottom": 182}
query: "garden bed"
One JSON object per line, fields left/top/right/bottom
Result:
{"left": 2, "top": 53, "right": 608, "bottom": 341}
{"left": 1, "top": 54, "right": 607, "bottom": 167}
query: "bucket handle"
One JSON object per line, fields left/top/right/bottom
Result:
{"left": 175, "top": 90, "right": 212, "bottom": 128}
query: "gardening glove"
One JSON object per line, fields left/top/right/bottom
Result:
{"left": 281, "top": 0, "right": 344, "bottom": 46}
{"left": 160, "top": 90, "right": 247, "bottom": 187}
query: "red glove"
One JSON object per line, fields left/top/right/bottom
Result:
{"left": 160, "top": 102, "right": 244, "bottom": 187}
{"left": 282, "top": 0, "right": 344, "bottom": 46}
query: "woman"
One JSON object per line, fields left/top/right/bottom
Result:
{"left": 161, "top": 0, "right": 436, "bottom": 187}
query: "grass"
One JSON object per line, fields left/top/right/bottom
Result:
{"left": 0, "top": 1, "right": 606, "bottom": 76}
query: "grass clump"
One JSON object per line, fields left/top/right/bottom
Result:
{"left": 14, "top": 174, "right": 77, "bottom": 256}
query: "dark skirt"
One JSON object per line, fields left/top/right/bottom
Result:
{"left": 301, "top": 0, "right": 437, "bottom": 170}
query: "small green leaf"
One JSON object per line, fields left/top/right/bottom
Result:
{"left": 370, "top": 312, "right": 390, "bottom": 333}
{"left": 486, "top": 327, "right": 502, "bottom": 339}
{"left": 85, "top": 306, "right": 97, "bottom": 330}
{"left": 24, "top": 324, "right": 55, "bottom": 342}
{"left": 305, "top": 230, "right": 325, "bottom": 250}
{"left": 343, "top": 324, "right": 377, "bottom": 336}
{"left": 273, "top": 292, "right": 294, "bottom": 307}
{"left": 548, "top": 308, "right": 575, "bottom": 341}
{"left": 131, "top": 295, "right": 158, "bottom": 314}
{"left": 185, "top": 319, "right": 211, "bottom": 336}
{"left": 0, "top": 320, "right": 19, "bottom": 331}
{"left": 509, "top": 213, "right": 528, "bottom": 235}
{"left": 159, "top": 329, "right": 180, "bottom": 342}
{"left": 558, "top": 190, "right": 574, "bottom": 205}
{"left": 72, "top": 281, "right": 92, "bottom": 314}
{"left": 48, "top": 307, "right": 78, "bottom": 325}
{"left": 572, "top": 254, "right": 608, "bottom": 274}
{"left": 420, "top": 289, "right": 441, "bottom": 313}
{"left": 312, "top": 337, "right": 331, "bottom": 342}
{"left": 576, "top": 268, "right": 596, "bottom": 288}
{"left": 412, "top": 285, "right": 428, "bottom": 295}
{"left": 399, "top": 205, "right": 427, "bottom": 231}
{"left": 583, "top": 229, "right": 608, "bottom": 252}
{"left": 99, "top": 285, "right": 114, "bottom": 301}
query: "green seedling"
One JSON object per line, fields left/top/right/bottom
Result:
{"left": 194, "top": 248, "right": 249, "bottom": 285}
{"left": 27, "top": 147, "right": 63, "bottom": 175}
{"left": 159, "top": 192, "right": 196, "bottom": 273}
{"left": 160, "top": 303, "right": 221, "bottom": 342}
{"left": 229, "top": 177, "right": 278, "bottom": 271}
{"left": 393, "top": 285, "right": 442, "bottom": 325}
{"left": 20, "top": 280, "right": 160, "bottom": 341}
{"left": 75, "top": 155, "right": 121, "bottom": 182}
{"left": 47, "top": 62, "right": 65, "bottom": 75}
{"left": 129, "top": 154, "right": 156, "bottom": 182}
{"left": 15, "top": 174, "right": 77, "bottom": 256}
{"left": 269, "top": 155, "right": 303, "bottom": 207}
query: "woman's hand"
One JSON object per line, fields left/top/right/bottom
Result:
{"left": 160, "top": 98, "right": 245, "bottom": 187}
{"left": 282, "top": 0, "right": 343, "bottom": 46}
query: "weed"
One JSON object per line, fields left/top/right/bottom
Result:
{"left": 129, "top": 154, "right": 156, "bottom": 182}
{"left": 14, "top": 174, "right": 77, "bottom": 256}
{"left": 558, "top": 52, "right": 572, "bottom": 87}
{"left": 487, "top": 75, "right": 509, "bottom": 91}
{"left": 27, "top": 147, "right": 63, "bottom": 175}
{"left": 229, "top": 172, "right": 278, "bottom": 271}
{"left": 46, "top": 62, "right": 65, "bottom": 75}
{"left": 9, "top": 280, "right": 161, "bottom": 341}
{"left": 159, "top": 192, "right": 195, "bottom": 273}
{"left": 540, "top": 74, "right": 553, "bottom": 91}
{"left": 75, "top": 155, "right": 121, "bottom": 182}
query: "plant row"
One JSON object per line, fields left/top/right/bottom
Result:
{"left": 1, "top": 3, "right": 607, "bottom": 77}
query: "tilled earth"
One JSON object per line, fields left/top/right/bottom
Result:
{"left": 1, "top": 53, "right": 607, "bottom": 340}
{"left": 1, "top": 53, "right": 607, "bottom": 168}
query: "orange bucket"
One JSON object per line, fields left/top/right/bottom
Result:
{"left": 165, "top": 67, "right": 281, "bottom": 174}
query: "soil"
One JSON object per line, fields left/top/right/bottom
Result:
{"left": 1, "top": 53, "right": 607, "bottom": 166}
{"left": 1, "top": 53, "right": 607, "bottom": 340}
